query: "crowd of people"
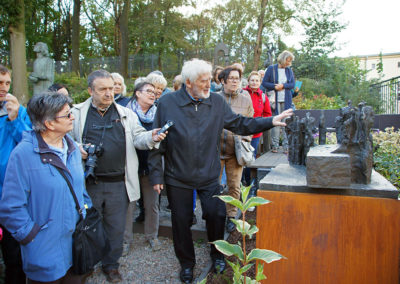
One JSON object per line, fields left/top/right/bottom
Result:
{"left": 0, "top": 50, "right": 295, "bottom": 283}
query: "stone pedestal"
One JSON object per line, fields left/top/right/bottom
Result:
{"left": 256, "top": 165, "right": 399, "bottom": 284}
{"left": 306, "top": 145, "right": 351, "bottom": 188}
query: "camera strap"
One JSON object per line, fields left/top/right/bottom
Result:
{"left": 82, "top": 111, "right": 113, "bottom": 149}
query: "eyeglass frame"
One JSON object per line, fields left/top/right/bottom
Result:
{"left": 227, "top": 76, "right": 241, "bottom": 82}
{"left": 139, "top": 88, "right": 156, "bottom": 95}
{"left": 55, "top": 112, "right": 73, "bottom": 119}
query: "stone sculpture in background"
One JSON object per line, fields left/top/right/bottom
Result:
{"left": 286, "top": 112, "right": 317, "bottom": 166}
{"left": 29, "top": 42, "right": 54, "bottom": 95}
{"left": 334, "top": 100, "right": 353, "bottom": 144}
{"left": 333, "top": 102, "right": 374, "bottom": 184}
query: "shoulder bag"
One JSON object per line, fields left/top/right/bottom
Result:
{"left": 56, "top": 168, "right": 109, "bottom": 275}
{"left": 234, "top": 135, "right": 255, "bottom": 166}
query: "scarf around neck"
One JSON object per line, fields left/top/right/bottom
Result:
{"left": 127, "top": 99, "right": 157, "bottom": 125}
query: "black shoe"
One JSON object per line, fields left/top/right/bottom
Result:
{"left": 213, "top": 258, "right": 226, "bottom": 274}
{"left": 226, "top": 218, "right": 235, "bottom": 233}
{"left": 179, "top": 267, "right": 193, "bottom": 283}
{"left": 135, "top": 210, "right": 145, "bottom": 222}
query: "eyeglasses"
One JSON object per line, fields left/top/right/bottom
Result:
{"left": 55, "top": 112, "right": 73, "bottom": 119}
{"left": 140, "top": 89, "right": 155, "bottom": 95}
{"left": 227, "top": 77, "right": 241, "bottom": 82}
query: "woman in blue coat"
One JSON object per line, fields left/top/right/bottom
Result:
{"left": 262, "top": 50, "right": 295, "bottom": 153}
{"left": 0, "top": 93, "right": 92, "bottom": 283}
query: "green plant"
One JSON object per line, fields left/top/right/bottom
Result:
{"left": 211, "top": 185, "right": 285, "bottom": 284}
{"left": 293, "top": 93, "right": 345, "bottom": 110}
{"left": 373, "top": 127, "right": 400, "bottom": 189}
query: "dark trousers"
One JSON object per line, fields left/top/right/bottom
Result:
{"left": 0, "top": 225, "right": 26, "bottom": 284}
{"left": 166, "top": 183, "right": 226, "bottom": 269}
{"left": 86, "top": 180, "right": 128, "bottom": 271}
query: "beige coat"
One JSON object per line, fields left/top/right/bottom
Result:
{"left": 70, "top": 98, "right": 157, "bottom": 202}
{"left": 219, "top": 89, "right": 254, "bottom": 159}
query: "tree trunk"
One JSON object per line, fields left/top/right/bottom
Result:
{"left": 71, "top": 0, "right": 81, "bottom": 75}
{"left": 253, "top": 0, "right": 268, "bottom": 71}
{"left": 120, "top": 0, "right": 131, "bottom": 78}
{"left": 9, "top": 0, "right": 29, "bottom": 104}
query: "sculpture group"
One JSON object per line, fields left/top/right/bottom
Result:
{"left": 285, "top": 101, "right": 374, "bottom": 185}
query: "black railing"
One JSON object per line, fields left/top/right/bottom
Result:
{"left": 370, "top": 76, "right": 400, "bottom": 114}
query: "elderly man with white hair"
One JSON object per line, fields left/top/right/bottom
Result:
{"left": 148, "top": 58, "right": 293, "bottom": 283}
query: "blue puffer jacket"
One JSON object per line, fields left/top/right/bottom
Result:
{"left": 261, "top": 64, "right": 295, "bottom": 114}
{"left": 0, "top": 131, "right": 92, "bottom": 282}
{"left": 0, "top": 104, "right": 31, "bottom": 197}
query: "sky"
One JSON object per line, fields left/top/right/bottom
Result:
{"left": 302, "top": 0, "right": 400, "bottom": 57}
{"left": 181, "top": 0, "right": 400, "bottom": 57}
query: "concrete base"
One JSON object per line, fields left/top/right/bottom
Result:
{"left": 306, "top": 145, "right": 351, "bottom": 188}
{"left": 259, "top": 164, "right": 398, "bottom": 199}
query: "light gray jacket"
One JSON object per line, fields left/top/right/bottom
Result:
{"left": 71, "top": 98, "right": 157, "bottom": 202}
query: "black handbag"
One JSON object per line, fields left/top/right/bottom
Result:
{"left": 56, "top": 168, "right": 109, "bottom": 275}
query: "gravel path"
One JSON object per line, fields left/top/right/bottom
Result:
{"left": 86, "top": 233, "right": 210, "bottom": 283}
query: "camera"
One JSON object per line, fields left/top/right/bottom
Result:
{"left": 82, "top": 144, "right": 103, "bottom": 180}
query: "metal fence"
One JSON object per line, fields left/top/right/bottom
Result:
{"left": 52, "top": 50, "right": 216, "bottom": 79}
{"left": 370, "top": 76, "right": 400, "bottom": 114}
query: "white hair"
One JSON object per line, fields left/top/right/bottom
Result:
{"left": 111, "top": 72, "right": 127, "bottom": 96}
{"left": 277, "top": 50, "right": 295, "bottom": 65}
{"left": 145, "top": 73, "right": 167, "bottom": 88}
{"left": 181, "top": 59, "right": 212, "bottom": 83}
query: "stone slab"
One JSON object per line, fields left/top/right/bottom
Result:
{"left": 306, "top": 145, "right": 351, "bottom": 188}
{"left": 259, "top": 164, "right": 399, "bottom": 199}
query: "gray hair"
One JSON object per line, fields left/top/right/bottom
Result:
{"left": 111, "top": 72, "right": 127, "bottom": 96}
{"left": 181, "top": 59, "right": 212, "bottom": 83}
{"left": 134, "top": 77, "right": 146, "bottom": 87}
{"left": 277, "top": 50, "right": 295, "bottom": 65}
{"left": 145, "top": 73, "right": 167, "bottom": 88}
{"left": 27, "top": 92, "right": 72, "bottom": 132}
{"left": 88, "top": 69, "right": 112, "bottom": 89}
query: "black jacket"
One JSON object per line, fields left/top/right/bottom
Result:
{"left": 148, "top": 85, "right": 274, "bottom": 189}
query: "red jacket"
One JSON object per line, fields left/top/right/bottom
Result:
{"left": 243, "top": 86, "right": 272, "bottom": 138}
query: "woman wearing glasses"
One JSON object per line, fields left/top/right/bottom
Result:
{"left": 0, "top": 92, "right": 92, "bottom": 283}
{"left": 126, "top": 82, "right": 162, "bottom": 251}
{"left": 217, "top": 66, "right": 254, "bottom": 233}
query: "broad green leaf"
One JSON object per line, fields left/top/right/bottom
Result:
{"left": 231, "top": 219, "right": 251, "bottom": 235}
{"left": 247, "top": 249, "right": 286, "bottom": 263}
{"left": 196, "top": 278, "right": 207, "bottom": 284}
{"left": 216, "top": 195, "right": 244, "bottom": 211}
{"left": 243, "top": 196, "right": 270, "bottom": 212}
{"left": 247, "top": 225, "right": 259, "bottom": 239}
{"left": 241, "top": 184, "right": 252, "bottom": 203}
{"left": 242, "top": 276, "right": 257, "bottom": 284}
{"left": 255, "top": 263, "right": 267, "bottom": 281}
{"left": 211, "top": 240, "right": 244, "bottom": 261}
{"left": 239, "top": 263, "right": 253, "bottom": 274}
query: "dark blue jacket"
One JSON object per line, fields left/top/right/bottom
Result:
{"left": 262, "top": 64, "right": 295, "bottom": 114}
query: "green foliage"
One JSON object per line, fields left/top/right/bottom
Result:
{"left": 293, "top": 93, "right": 345, "bottom": 110}
{"left": 294, "top": 57, "right": 381, "bottom": 113}
{"left": 373, "top": 127, "right": 400, "bottom": 189}
{"left": 211, "top": 185, "right": 285, "bottom": 283}
{"left": 54, "top": 73, "right": 89, "bottom": 104}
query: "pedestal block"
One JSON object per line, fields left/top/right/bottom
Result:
{"left": 306, "top": 145, "right": 351, "bottom": 188}
{"left": 257, "top": 164, "right": 399, "bottom": 284}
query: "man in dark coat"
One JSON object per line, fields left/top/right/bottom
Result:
{"left": 148, "top": 59, "right": 292, "bottom": 284}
